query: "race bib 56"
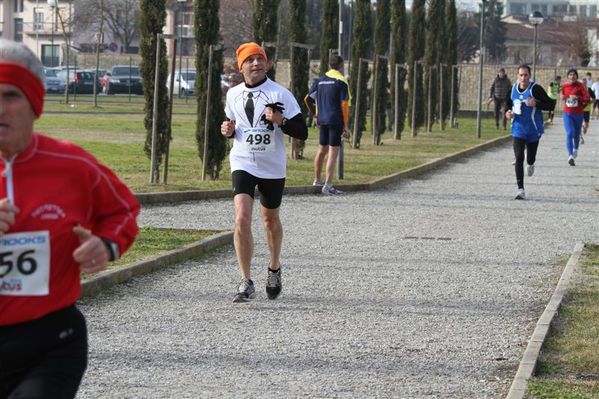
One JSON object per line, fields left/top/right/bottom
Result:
{"left": 0, "top": 231, "right": 50, "bottom": 296}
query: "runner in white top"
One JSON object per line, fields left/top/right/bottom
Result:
{"left": 221, "top": 42, "right": 307, "bottom": 303}
{"left": 225, "top": 77, "right": 300, "bottom": 179}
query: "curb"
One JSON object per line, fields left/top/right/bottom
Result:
{"left": 505, "top": 242, "right": 584, "bottom": 399}
{"left": 135, "top": 135, "right": 512, "bottom": 205}
{"left": 80, "top": 230, "right": 233, "bottom": 298}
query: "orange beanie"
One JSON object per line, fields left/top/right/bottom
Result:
{"left": 236, "top": 42, "right": 267, "bottom": 70}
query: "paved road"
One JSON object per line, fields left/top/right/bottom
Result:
{"left": 78, "top": 119, "right": 599, "bottom": 398}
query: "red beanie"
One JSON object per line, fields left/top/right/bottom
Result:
{"left": 0, "top": 64, "right": 45, "bottom": 117}
{"left": 236, "top": 42, "right": 268, "bottom": 71}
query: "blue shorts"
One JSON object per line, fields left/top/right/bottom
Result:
{"left": 319, "top": 124, "right": 343, "bottom": 147}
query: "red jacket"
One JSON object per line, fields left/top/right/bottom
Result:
{"left": 0, "top": 134, "right": 140, "bottom": 325}
{"left": 562, "top": 81, "right": 590, "bottom": 114}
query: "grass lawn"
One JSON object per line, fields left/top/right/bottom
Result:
{"left": 81, "top": 227, "right": 219, "bottom": 277}
{"left": 527, "top": 244, "right": 599, "bottom": 398}
{"left": 35, "top": 102, "right": 507, "bottom": 193}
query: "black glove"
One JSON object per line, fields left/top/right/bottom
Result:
{"left": 261, "top": 102, "right": 285, "bottom": 130}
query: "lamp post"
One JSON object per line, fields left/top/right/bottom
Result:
{"left": 176, "top": 0, "right": 186, "bottom": 98}
{"left": 338, "top": 0, "right": 343, "bottom": 56}
{"left": 529, "top": 10, "right": 544, "bottom": 81}
{"left": 476, "top": 0, "right": 485, "bottom": 139}
{"left": 47, "top": 0, "right": 57, "bottom": 66}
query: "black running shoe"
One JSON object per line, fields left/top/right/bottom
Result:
{"left": 266, "top": 268, "right": 282, "bottom": 300}
{"left": 233, "top": 279, "right": 255, "bottom": 303}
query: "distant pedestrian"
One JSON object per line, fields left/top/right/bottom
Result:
{"left": 561, "top": 68, "right": 591, "bottom": 166}
{"left": 585, "top": 72, "right": 593, "bottom": 88}
{"left": 591, "top": 79, "right": 599, "bottom": 118}
{"left": 505, "top": 64, "right": 555, "bottom": 200}
{"left": 220, "top": 42, "right": 308, "bottom": 303}
{"left": 546, "top": 75, "right": 561, "bottom": 124}
{"left": 488, "top": 68, "right": 512, "bottom": 130}
{"left": 304, "top": 54, "right": 350, "bottom": 195}
{"left": 581, "top": 77, "right": 595, "bottom": 140}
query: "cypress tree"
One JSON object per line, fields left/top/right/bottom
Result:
{"left": 253, "top": 0, "right": 280, "bottom": 80}
{"left": 443, "top": 0, "right": 458, "bottom": 126}
{"left": 194, "top": 0, "right": 226, "bottom": 179}
{"left": 139, "top": 0, "right": 170, "bottom": 181}
{"left": 349, "top": 0, "right": 372, "bottom": 148}
{"left": 372, "top": 0, "right": 390, "bottom": 145}
{"left": 390, "top": 0, "right": 407, "bottom": 140}
{"left": 289, "top": 0, "right": 309, "bottom": 159}
{"left": 423, "top": 0, "right": 444, "bottom": 132}
{"left": 319, "top": 0, "right": 339, "bottom": 75}
{"left": 407, "top": 0, "right": 425, "bottom": 135}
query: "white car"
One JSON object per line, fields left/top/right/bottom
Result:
{"left": 168, "top": 69, "right": 196, "bottom": 97}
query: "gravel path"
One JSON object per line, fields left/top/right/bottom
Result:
{"left": 77, "top": 119, "right": 599, "bottom": 399}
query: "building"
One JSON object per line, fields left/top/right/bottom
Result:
{"left": 502, "top": 0, "right": 599, "bottom": 18}
{"left": 0, "top": 0, "right": 73, "bottom": 66}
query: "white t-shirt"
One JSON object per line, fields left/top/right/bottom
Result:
{"left": 591, "top": 82, "right": 599, "bottom": 98}
{"left": 224, "top": 78, "right": 301, "bottom": 179}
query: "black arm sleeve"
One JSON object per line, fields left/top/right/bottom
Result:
{"left": 281, "top": 113, "right": 308, "bottom": 140}
{"left": 532, "top": 84, "right": 556, "bottom": 111}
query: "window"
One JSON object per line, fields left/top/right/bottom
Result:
{"left": 531, "top": 4, "right": 548, "bottom": 15}
{"left": 510, "top": 3, "right": 527, "bottom": 15}
{"left": 553, "top": 4, "right": 568, "bottom": 15}
{"left": 34, "top": 12, "right": 44, "bottom": 32}
{"left": 580, "top": 5, "right": 587, "bottom": 17}
{"left": 14, "top": 18, "right": 23, "bottom": 42}
{"left": 180, "top": 11, "right": 194, "bottom": 38}
{"left": 569, "top": 5, "right": 577, "bottom": 14}
{"left": 13, "top": 0, "right": 24, "bottom": 13}
{"left": 42, "top": 44, "right": 59, "bottom": 67}
{"left": 590, "top": 5, "right": 597, "bottom": 17}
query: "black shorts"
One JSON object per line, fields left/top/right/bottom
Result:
{"left": 0, "top": 305, "right": 88, "bottom": 399}
{"left": 593, "top": 100, "right": 599, "bottom": 110}
{"left": 319, "top": 124, "right": 343, "bottom": 147}
{"left": 232, "top": 170, "right": 285, "bottom": 209}
{"left": 584, "top": 111, "right": 590, "bottom": 123}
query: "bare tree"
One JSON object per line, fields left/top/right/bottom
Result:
{"left": 219, "top": 0, "right": 254, "bottom": 57}
{"left": 74, "top": 0, "right": 139, "bottom": 52}
{"left": 552, "top": 21, "right": 594, "bottom": 66}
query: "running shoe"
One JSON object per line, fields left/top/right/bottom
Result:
{"left": 266, "top": 268, "right": 282, "bottom": 300}
{"left": 527, "top": 164, "right": 535, "bottom": 177}
{"left": 568, "top": 156, "right": 576, "bottom": 166}
{"left": 312, "top": 178, "right": 325, "bottom": 186}
{"left": 322, "top": 185, "right": 344, "bottom": 195}
{"left": 233, "top": 279, "right": 255, "bottom": 303}
{"left": 515, "top": 188, "right": 526, "bottom": 200}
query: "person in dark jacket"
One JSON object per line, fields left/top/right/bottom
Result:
{"left": 489, "top": 68, "right": 512, "bottom": 130}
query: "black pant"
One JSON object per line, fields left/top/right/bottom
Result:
{"left": 494, "top": 98, "right": 509, "bottom": 129}
{"left": 0, "top": 306, "right": 88, "bottom": 399}
{"left": 513, "top": 137, "right": 539, "bottom": 189}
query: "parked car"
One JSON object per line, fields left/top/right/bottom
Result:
{"left": 167, "top": 69, "right": 196, "bottom": 97}
{"left": 56, "top": 69, "right": 101, "bottom": 94}
{"left": 104, "top": 65, "right": 143, "bottom": 95}
{"left": 43, "top": 67, "right": 65, "bottom": 94}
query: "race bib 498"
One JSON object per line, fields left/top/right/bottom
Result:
{"left": 0, "top": 231, "right": 50, "bottom": 296}
{"left": 242, "top": 128, "right": 276, "bottom": 153}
